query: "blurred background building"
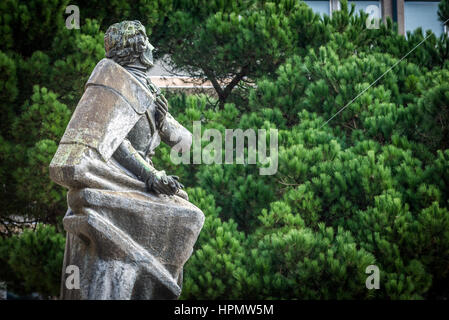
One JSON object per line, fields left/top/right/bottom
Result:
{"left": 305, "top": 0, "right": 445, "bottom": 36}
{"left": 150, "top": 1, "right": 446, "bottom": 91}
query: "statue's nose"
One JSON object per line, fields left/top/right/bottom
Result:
{"left": 146, "top": 39, "right": 155, "bottom": 51}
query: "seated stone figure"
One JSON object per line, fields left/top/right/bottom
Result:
{"left": 49, "top": 20, "right": 204, "bottom": 300}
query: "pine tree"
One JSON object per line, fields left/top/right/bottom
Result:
{"left": 181, "top": 188, "right": 249, "bottom": 299}
{"left": 0, "top": 224, "right": 65, "bottom": 297}
{"left": 439, "top": 0, "right": 449, "bottom": 27}
{"left": 158, "top": 0, "right": 327, "bottom": 107}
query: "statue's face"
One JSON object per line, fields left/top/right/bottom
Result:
{"left": 104, "top": 21, "right": 155, "bottom": 68}
{"left": 135, "top": 33, "right": 154, "bottom": 68}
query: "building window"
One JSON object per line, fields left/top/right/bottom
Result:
{"left": 348, "top": 1, "right": 382, "bottom": 17}
{"left": 304, "top": 1, "right": 331, "bottom": 16}
{"left": 404, "top": 1, "right": 443, "bottom": 36}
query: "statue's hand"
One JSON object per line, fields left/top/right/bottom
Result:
{"left": 155, "top": 94, "right": 168, "bottom": 126}
{"left": 146, "top": 170, "right": 184, "bottom": 196}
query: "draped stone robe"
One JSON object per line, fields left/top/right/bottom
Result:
{"left": 49, "top": 58, "right": 204, "bottom": 300}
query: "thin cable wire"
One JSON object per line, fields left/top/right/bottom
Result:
{"left": 319, "top": 18, "right": 449, "bottom": 129}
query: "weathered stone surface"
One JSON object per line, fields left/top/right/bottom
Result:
{"left": 61, "top": 189, "right": 204, "bottom": 299}
{"left": 50, "top": 20, "right": 203, "bottom": 300}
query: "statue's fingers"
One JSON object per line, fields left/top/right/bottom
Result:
{"left": 160, "top": 101, "right": 168, "bottom": 112}
{"left": 157, "top": 105, "right": 167, "bottom": 115}
{"left": 162, "top": 175, "right": 168, "bottom": 184}
{"left": 156, "top": 102, "right": 167, "bottom": 115}
{"left": 167, "top": 177, "right": 176, "bottom": 187}
{"left": 168, "top": 180, "right": 178, "bottom": 193}
{"left": 155, "top": 100, "right": 164, "bottom": 110}
{"left": 158, "top": 95, "right": 168, "bottom": 108}
{"left": 155, "top": 183, "right": 170, "bottom": 195}
{"left": 162, "top": 179, "right": 174, "bottom": 193}
{"left": 152, "top": 184, "right": 162, "bottom": 194}
{"left": 161, "top": 95, "right": 168, "bottom": 106}
{"left": 172, "top": 178, "right": 180, "bottom": 187}
{"left": 167, "top": 176, "right": 182, "bottom": 190}
{"left": 158, "top": 100, "right": 168, "bottom": 113}
{"left": 163, "top": 182, "right": 176, "bottom": 195}
{"left": 149, "top": 83, "right": 158, "bottom": 93}
{"left": 175, "top": 182, "right": 183, "bottom": 190}
{"left": 156, "top": 96, "right": 167, "bottom": 109}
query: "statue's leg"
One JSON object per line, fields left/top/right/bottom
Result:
{"left": 61, "top": 188, "right": 203, "bottom": 300}
{"left": 60, "top": 208, "right": 83, "bottom": 300}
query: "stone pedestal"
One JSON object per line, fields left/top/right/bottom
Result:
{"left": 60, "top": 188, "right": 204, "bottom": 300}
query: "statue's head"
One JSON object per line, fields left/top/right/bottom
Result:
{"left": 104, "top": 20, "right": 154, "bottom": 68}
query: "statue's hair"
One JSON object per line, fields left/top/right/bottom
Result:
{"left": 104, "top": 20, "right": 150, "bottom": 65}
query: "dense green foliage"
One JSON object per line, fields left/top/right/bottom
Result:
{"left": 1, "top": 0, "right": 448, "bottom": 299}
{"left": 439, "top": 0, "right": 449, "bottom": 27}
{"left": 0, "top": 224, "right": 65, "bottom": 297}
{"left": 158, "top": 0, "right": 329, "bottom": 107}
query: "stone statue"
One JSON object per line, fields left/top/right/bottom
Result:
{"left": 49, "top": 20, "right": 204, "bottom": 300}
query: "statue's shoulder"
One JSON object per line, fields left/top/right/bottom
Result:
{"left": 52, "top": 58, "right": 157, "bottom": 167}
{"left": 86, "top": 58, "right": 155, "bottom": 115}
{"left": 87, "top": 58, "right": 126, "bottom": 85}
